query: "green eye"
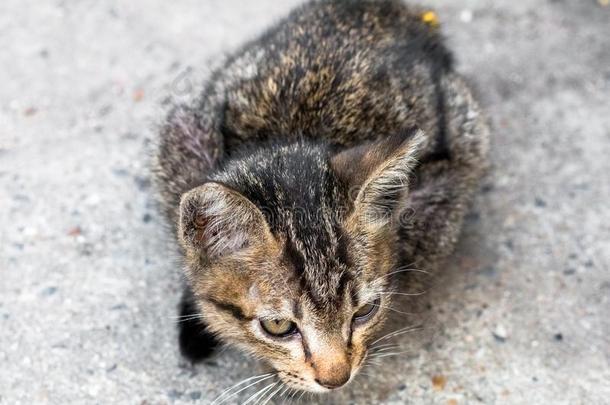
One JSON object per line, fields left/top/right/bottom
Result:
{"left": 353, "top": 299, "right": 380, "bottom": 322}
{"left": 260, "top": 319, "right": 298, "bottom": 337}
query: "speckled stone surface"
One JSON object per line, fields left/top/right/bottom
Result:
{"left": 1, "top": 0, "right": 609, "bottom": 404}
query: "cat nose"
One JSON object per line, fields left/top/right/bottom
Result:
{"left": 315, "top": 371, "right": 351, "bottom": 389}
{"left": 314, "top": 363, "right": 351, "bottom": 389}
{"left": 309, "top": 334, "right": 351, "bottom": 389}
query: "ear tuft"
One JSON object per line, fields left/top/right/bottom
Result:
{"left": 179, "top": 182, "right": 269, "bottom": 259}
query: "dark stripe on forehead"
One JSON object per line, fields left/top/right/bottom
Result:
{"left": 304, "top": 282, "right": 326, "bottom": 310}
{"left": 350, "top": 283, "right": 359, "bottom": 309}
{"left": 282, "top": 236, "right": 315, "bottom": 304}
{"left": 304, "top": 268, "right": 353, "bottom": 312}
{"left": 282, "top": 235, "right": 306, "bottom": 274}
{"left": 293, "top": 300, "right": 303, "bottom": 320}
{"left": 334, "top": 224, "right": 352, "bottom": 268}
{"left": 336, "top": 270, "right": 352, "bottom": 303}
{"left": 334, "top": 225, "right": 353, "bottom": 303}
{"left": 282, "top": 216, "right": 355, "bottom": 311}
{"left": 205, "top": 297, "right": 252, "bottom": 322}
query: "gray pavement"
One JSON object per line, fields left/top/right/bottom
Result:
{"left": 1, "top": 0, "right": 609, "bottom": 404}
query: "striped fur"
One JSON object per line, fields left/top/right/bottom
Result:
{"left": 153, "top": 0, "right": 489, "bottom": 393}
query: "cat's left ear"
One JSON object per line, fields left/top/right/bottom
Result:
{"left": 331, "top": 128, "right": 425, "bottom": 226}
{"left": 178, "top": 182, "right": 272, "bottom": 260}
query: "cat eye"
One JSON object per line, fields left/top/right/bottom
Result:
{"left": 352, "top": 299, "right": 380, "bottom": 323}
{"left": 260, "top": 319, "right": 298, "bottom": 338}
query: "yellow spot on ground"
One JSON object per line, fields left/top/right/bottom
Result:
{"left": 598, "top": 0, "right": 609, "bottom": 6}
{"left": 432, "top": 374, "right": 447, "bottom": 391}
{"left": 422, "top": 11, "right": 440, "bottom": 27}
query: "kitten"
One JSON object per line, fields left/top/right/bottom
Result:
{"left": 153, "top": 0, "right": 488, "bottom": 394}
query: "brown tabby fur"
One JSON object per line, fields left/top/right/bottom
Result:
{"left": 153, "top": 0, "right": 489, "bottom": 394}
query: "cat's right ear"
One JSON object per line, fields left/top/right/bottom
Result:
{"left": 178, "top": 182, "right": 272, "bottom": 260}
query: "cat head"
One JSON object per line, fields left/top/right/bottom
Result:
{"left": 178, "top": 128, "right": 424, "bottom": 392}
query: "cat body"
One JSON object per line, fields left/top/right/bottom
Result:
{"left": 154, "top": 0, "right": 488, "bottom": 393}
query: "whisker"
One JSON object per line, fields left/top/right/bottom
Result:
{"left": 370, "top": 342, "right": 400, "bottom": 350}
{"left": 242, "top": 382, "right": 278, "bottom": 405}
{"left": 212, "top": 373, "right": 275, "bottom": 405}
{"left": 287, "top": 387, "right": 298, "bottom": 402}
{"left": 172, "top": 308, "right": 206, "bottom": 318}
{"left": 171, "top": 313, "right": 206, "bottom": 324}
{"left": 172, "top": 312, "right": 203, "bottom": 318}
{"left": 377, "top": 290, "right": 428, "bottom": 297}
{"left": 370, "top": 345, "right": 401, "bottom": 354}
{"left": 375, "top": 266, "right": 431, "bottom": 282}
{"left": 213, "top": 373, "right": 274, "bottom": 400}
{"left": 368, "top": 349, "right": 412, "bottom": 359}
{"left": 371, "top": 303, "right": 416, "bottom": 316}
{"left": 260, "top": 383, "right": 285, "bottom": 405}
{"left": 384, "top": 326, "right": 423, "bottom": 341}
{"left": 370, "top": 325, "right": 421, "bottom": 346}
{"left": 272, "top": 385, "right": 290, "bottom": 404}
{"left": 393, "top": 266, "right": 431, "bottom": 275}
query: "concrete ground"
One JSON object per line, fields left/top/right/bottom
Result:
{"left": 1, "top": 0, "right": 609, "bottom": 404}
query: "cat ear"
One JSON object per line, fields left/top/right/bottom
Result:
{"left": 331, "top": 128, "right": 425, "bottom": 226}
{"left": 179, "top": 182, "right": 271, "bottom": 260}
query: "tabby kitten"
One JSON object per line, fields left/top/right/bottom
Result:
{"left": 153, "top": 0, "right": 488, "bottom": 394}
